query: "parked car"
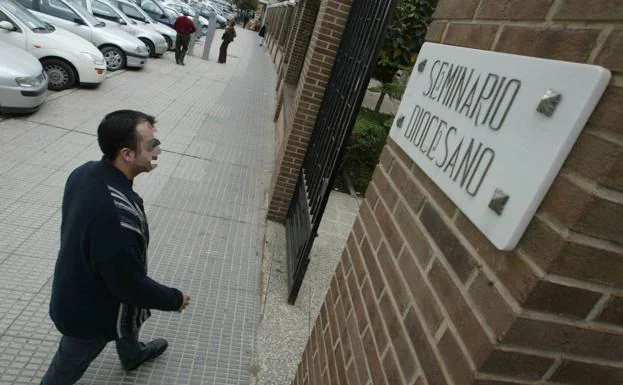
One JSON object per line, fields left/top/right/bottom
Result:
{"left": 196, "top": 2, "right": 224, "bottom": 28}
{"left": 76, "top": 0, "right": 167, "bottom": 57}
{"left": 15, "top": 0, "right": 149, "bottom": 71}
{"left": 163, "top": 0, "right": 208, "bottom": 35}
{"left": 0, "top": 0, "right": 105, "bottom": 90}
{"left": 111, "top": 0, "right": 175, "bottom": 50}
{"left": 0, "top": 40, "right": 47, "bottom": 114}
{"left": 134, "top": 0, "right": 175, "bottom": 28}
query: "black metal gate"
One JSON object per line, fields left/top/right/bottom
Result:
{"left": 285, "top": 0, "right": 397, "bottom": 304}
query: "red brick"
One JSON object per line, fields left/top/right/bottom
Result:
{"left": 595, "top": 29, "right": 623, "bottom": 73}
{"left": 518, "top": 215, "right": 567, "bottom": 272}
{"left": 552, "top": 242, "right": 623, "bottom": 288}
{"left": 468, "top": 273, "right": 516, "bottom": 337}
{"left": 420, "top": 203, "right": 476, "bottom": 283}
{"left": 362, "top": 329, "right": 388, "bottom": 385}
{"left": 387, "top": 139, "right": 415, "bottom": 173}
{"left": 425, "top": 21, "right": 447, "bottom": 43}
{"left": 362, "top": 280, "right": 388, "bottom": 353}
{"left": 389, "top": 161, "right": 426, "bottom": 214}
{"left": 502, "top": 316, "right": 623, "bottom": 361}
{"left": 371, "top": 167, "right": 399, "bottom": 212}
{"left": 524, "top": 280, "right": 602, "bottom": 319}
{"left": 428, "top": 261, "right": 493, "bottom": 366}
{"left": 360, "top": 237, "right": 385, "bottom": 298}
{"left": 550, "top": 359, "right": 623, "bottom": 385}
{"left": 404, "top": 307, "right": 449, "bottom": 385}
{"left": 443, "top": 23, "right": 498, "bottom": 50}
{"left": 334, "top": 342, "right": 348, "bottom": 385}
{"left": 383, "top": 299, "right": 419, "bottom": 381}
{"left": 476, "top": 0, "right": 554, "bottom": 19}
{"left": 352, "top": 217, "right": 364, "bottom": 245}
{"left": 379, "top": 146, "right": 394, "bottom": 171}
{"left": 596, "top": 295, "right": 623, "bottom": 327}
{"left": 360, "top": 202, "right": 383, "bottom": 249}
{"left": 350, "top": 322, "right": 371, "bottom": 385}
{"left": 374, "top": 199, "right": 404, "bottom": 256}
{"left": 433, "top": 0, "right": 480, "bottom": 19}
{"left": 377, "top": 243, "right": 410, "bottom": 315}
{"left": 455, "top": 213, "right": 540, "bottom": 303}
{"left": 364, "top": 182, "right": 380, "bottom": 209}
{"left": 346, "top": 233, "right": 365, "bottom": 285}
{"left": 382, "top": 349, "right": 403, "bottom": 385}
{"left": 480, "top": 349, "right": 556, "bottom": 380}
{"left": 540, "top": 175, "right": 595, "bottom": 227}
{"left": 437, "top": 330, "right": 473, "bottom": 385}
{"left": 495, "top": 26, "right": 600, "bottom": 63}
{"left": 564, "top": 132, "right": 623, "bottom": 187}
{"left": 394, "top": 201, "right": 430, "bottom": 260}
{"left": 588, "top": 86, "right": 623, "bottom": 137}
{"left": 575, "top": 198, "right": 623, "bottom": 244}
{"left": 347, "top": 272, "right": 367, "bottom": 333}
{"left": 555, "top": 0, "right": 623, "bottom": 20}
{"left": 398, "top": 248, "right": 443, "bottom": 331}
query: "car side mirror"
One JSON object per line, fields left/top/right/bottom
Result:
{"left": 73, "top": 17, "right": 86, "bottom": 25}
{"left": 159, "top": 13, "right": 166, "bottom": 19}
{"left": 118, "top": 17, "right": 127, "bottom": 24}
{"left": 0, "top": 20, "right": 15, "bottom": 31}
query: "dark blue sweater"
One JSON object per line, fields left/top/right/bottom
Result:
{"left": 49, "top": 159, "right": 182, "bottom": 340}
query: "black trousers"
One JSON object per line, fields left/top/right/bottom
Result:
{"left": 218, "top": 40, "right": 230, "bottom": 63}
{"left": 175, "top": 33, "right": 190, "bottom": 64}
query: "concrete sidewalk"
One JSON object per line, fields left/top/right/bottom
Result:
{"left": 0, "top": 27, "right": 275, "bottom": 385}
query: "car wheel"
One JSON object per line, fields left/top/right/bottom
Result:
{"left": 41, "top": 58, "right": 76, "bottom": 91}
{"left": 101, "top": 45, "right": 126, "bottom": 71}
{"left": 140, "top": 38, "right": 156, "bottom": 57}
{"left": 163, "top": 35, "right": 173, "bottom": 50}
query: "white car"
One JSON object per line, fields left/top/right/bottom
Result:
{"left": 0, "top": 40, "right": 47, "bottom": 114}
{"left": 76, "top": 0, "right": 167, "bottom": 57}
{"left": 16, "top": 0, "right": 149, "bottom": 71}
{"left": 112, "top": 0, "right": 175, "bottom": 50}
{"left": 0, "top": 0, "right": 106, "bottom": 90}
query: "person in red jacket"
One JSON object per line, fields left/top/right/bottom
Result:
{"left": 173, "top": 11, "right": 196, "bottom": 65}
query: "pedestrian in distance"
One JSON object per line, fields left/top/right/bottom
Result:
{"left": 174, "top": 10, "right": 196, "bottom": 65}
{"left": 39, "top": 110, "right": 191, "bottom": 385}
{"left": 242, "top": 13, "right": 249, "bottom": 29}
{"left": 258, "top": 23, "right": 267, "bottom": 46}
{"left": 218, "top": 20, "right": 236, "bottom": 63}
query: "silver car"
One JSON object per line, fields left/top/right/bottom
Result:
{"left": 0, "top": 40, "right": 47, "bottom": 114}
{"left": 111, "top": 0, "right": 175, "bottom": 50}
{"left": 16, "top": 0, "right": 149, "bottom": 71}
{"left": 76, "top": 0, "right": 167, "bottom": 57}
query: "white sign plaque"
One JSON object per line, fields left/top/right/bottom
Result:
{"left": 389, "top": 43, "right": 611, "bottom": 250}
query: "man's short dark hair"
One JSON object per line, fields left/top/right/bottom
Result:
{"left": 97, "top": 110, "right": 156, "bottom": 161}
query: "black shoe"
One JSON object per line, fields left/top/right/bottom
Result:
{"left": 180, "top": 62, "right": 185, "bottom": 66}
{"left": 122, "top": 338, "right": 168, "bottom": 371}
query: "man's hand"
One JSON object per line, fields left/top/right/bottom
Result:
{"left": 179, "top": 293, "right": 191, "bottom": 312}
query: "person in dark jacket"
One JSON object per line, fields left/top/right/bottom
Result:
{"left": 218, "top": 21, "right": 236, "bottom": 63}
{"left": 40, "top": 110, "right": 191, "bottom": 385}
{"left": 173, "top": 11, "right": 196, "bottom": 65}
{"left": 258, "top": 23, "right": 267, "bottom": 46}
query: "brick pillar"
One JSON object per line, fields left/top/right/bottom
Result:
{"left": 291, "top": 0, "right": 623, "bottom": 384}
{"left": 284, "top": 0, "right": 320, "bottom": 85}
{"left": 267, "top": 0, "right": 352, "bottom": 222}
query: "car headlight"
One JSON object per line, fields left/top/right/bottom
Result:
{"left": 136, "top": 45, "right": 148, "bottom": 54}
{"left": 15, "top": 76, "right": 43, "bottom": 88}
{"left": 80, "top": 51, "right": 105, "bottom": 66}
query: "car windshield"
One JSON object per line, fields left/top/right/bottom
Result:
{"left": 3, "top": 0, "right": 50, "bottom": 31}
{"left": 123, "top": 1, "right": 152, "bottom": 22}
{"left": 66, "top": 0, "right": 105, "bottom": 26}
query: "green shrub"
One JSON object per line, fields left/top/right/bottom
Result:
{"left": 339, "top": 107, "right": 393, "bottom": 193}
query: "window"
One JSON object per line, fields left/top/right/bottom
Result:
{"left": 141, "top": 0, "right": 158, "bottom": 14}
{"left": 120, "top": 3, "right": 144, "bottom": 21}
{"left": 40, "top": 0, "right": 80, "bottom": 22}
{"left": 13, "top": 0, "right": 35, "bottom": 10}
{"left": 92, "top": 0, "right": 118, "bottom": 21}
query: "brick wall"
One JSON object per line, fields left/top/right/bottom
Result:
{"left": 291, "top": 0, "right": 623, "bottom": 384}
{"left": 267, "top": 0, "right": 352, "bottom": 222}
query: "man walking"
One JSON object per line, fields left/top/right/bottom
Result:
{"left": 174, "top": 11, "right": 196, "bottom": 65}
{"left": 40, "top": 110, "right": 191, "bottom": 385}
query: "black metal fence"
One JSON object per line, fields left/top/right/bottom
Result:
{"left": 285, "top": 0, "right": 397, "bottom": 304}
